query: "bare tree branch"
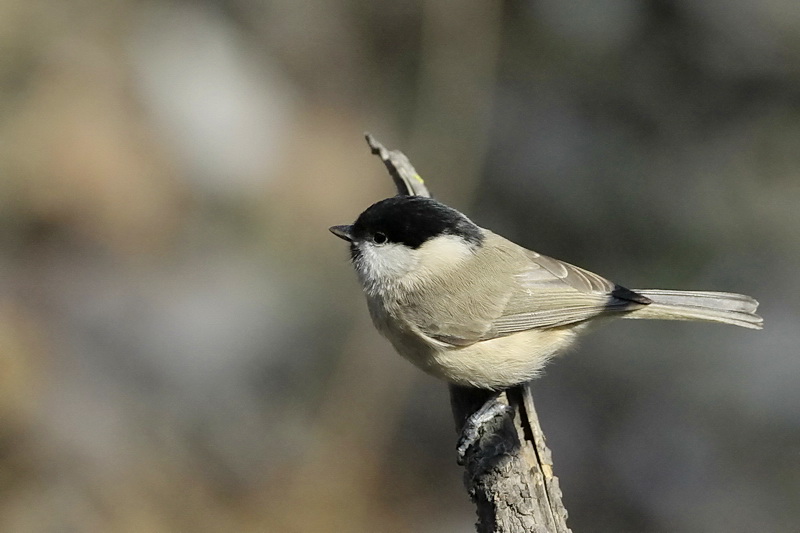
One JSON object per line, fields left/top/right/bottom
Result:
{"left": 367, "top": 135, "right": 571, "bottom": 533}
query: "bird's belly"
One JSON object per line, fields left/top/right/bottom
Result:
{"left": 367, "top": 295, "right": 578, "bottom": 389}
{"left": 427, "top": 329, "right": 578, "bottom": 389}
{"left": 389, "top": 327, "right": 577, "bottom": 390}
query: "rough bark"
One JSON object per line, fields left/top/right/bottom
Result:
{"left": 451, "top": 385, "right": 571, "bottom": 533}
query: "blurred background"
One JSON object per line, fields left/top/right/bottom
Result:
{"left": 0, "top": 1, "right": 798, "bottom": 531}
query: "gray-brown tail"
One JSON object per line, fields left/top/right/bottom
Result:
{"left": 625, "top": 290, "right": 763, "bottom": 330}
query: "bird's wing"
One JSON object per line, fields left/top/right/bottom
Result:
{"left": 489, "top": 251, "right": 649, "bottom": 336}
{"left": 413, "top": 237, "right": 649, "bottom": 346}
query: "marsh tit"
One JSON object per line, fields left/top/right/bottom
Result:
{"left": 330, "top": 195, "right": 763, "bottom": 390}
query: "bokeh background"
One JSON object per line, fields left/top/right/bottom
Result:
{"left": 1, "top": 1, "right": 798, "bottom": 531}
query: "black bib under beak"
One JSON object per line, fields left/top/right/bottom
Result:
{"left": 329, "top": 225, "right": 355, "bottom": 242}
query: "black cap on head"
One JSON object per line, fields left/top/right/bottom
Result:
{"left": 349, "top": 196, "right": 484, "bottom": 249}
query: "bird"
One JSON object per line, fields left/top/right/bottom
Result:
{"left": 330, "top": 194, "right": 763, "bottom": 391}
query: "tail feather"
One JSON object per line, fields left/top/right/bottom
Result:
{"left": 625, "top": 289, "right": 763, "bottom": 330}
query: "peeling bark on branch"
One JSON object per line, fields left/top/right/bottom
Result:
{"left": 451, "top": 385, "right": 571, "bottom": 533}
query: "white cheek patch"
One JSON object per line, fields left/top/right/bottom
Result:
{"left": 354, "top": 235, "right": 477, "bottom": 296}
{"left": 355, "top": 242, "right": 419, "bottom": 293}
{"left": 415, "top": 235, "right": 476, "bottom": 273}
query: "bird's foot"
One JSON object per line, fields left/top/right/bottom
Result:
{"left": 456, "top": 394, "right": 514, "bottom": 465}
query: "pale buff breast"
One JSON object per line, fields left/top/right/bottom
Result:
{"left": 423, "top": 327, "right": 580, "bottom": 389}
{"left": 372, "top": 312, "right": 580, "bottom": 389}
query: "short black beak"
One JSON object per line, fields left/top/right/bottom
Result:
{"left": 329, "top": 225, "right": 354, "bottom": 242}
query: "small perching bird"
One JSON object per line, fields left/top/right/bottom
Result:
{"left": 330, "top": 194, "right": 763, "bottom": 390}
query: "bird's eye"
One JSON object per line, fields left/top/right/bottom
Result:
{"left": 373, "top": 232, "right": 387, "bottom": 244}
